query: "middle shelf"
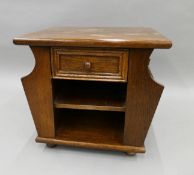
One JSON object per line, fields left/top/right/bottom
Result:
{"left": 53, "top": 79, "right": 127, "bottom": 112}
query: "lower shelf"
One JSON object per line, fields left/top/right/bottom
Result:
{"left": 37, "top": 109, "right": 145, "bottom": 153}
{"left": 55, "top": 110, "right": 124, "bottom": 145}
{"left": 36, "top": 137, "right": 145, "bottom": 153}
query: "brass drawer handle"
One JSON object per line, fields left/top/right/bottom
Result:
{"left": 84, "top": 62, "right": 91, "bottom": 71}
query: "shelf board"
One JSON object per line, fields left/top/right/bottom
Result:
{"left": 54, "top": 96, "right": 126, "bottom": 112}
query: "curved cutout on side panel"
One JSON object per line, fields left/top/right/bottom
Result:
{"left": 21, "top": 47, "right": 37, "bottom": 82}
{"left": 124, "top": 48, "right": 164, "bottom": 147}
{"left": 145, "top": 50, "right": 164, "bottom": 90}
{"left": 21, "top": 46, "right": 55, "bottom": 138}
{"left": 147, "top": 67, "right": 164, "bottom": 88}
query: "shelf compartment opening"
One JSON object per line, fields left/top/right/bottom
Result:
{"left": 53, "top": 79, "right": 127, "bottom": 112}
{"left": 55, "top": 109, "right": 125, "bottom": 145}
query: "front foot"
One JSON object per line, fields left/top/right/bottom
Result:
{"left": 125, "top": 152, "right": 136, "bottom": 156}
{"left": 46, "top": 143, "right": 57, "bottom": 148}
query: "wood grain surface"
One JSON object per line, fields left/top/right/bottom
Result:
{"left": 124, "top": 48, "right": 164, "bottom": 146}
{"left": 51, "top": 47, "right": 128, "bottom": 82}
{"left": 21, "top": 47, "right": 55, "bottom": 138}
{"left": 13, "top": 27, "right": 172, "bottom": 48}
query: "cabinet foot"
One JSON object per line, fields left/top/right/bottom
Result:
{"left": 46, "top": 143, "right": 57, "bottom": 148}
{"left": 125, "top": 152, "right": 136, "bottom": 156}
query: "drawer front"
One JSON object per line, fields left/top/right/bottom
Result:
{"left": 51, "top": 48, "right": 128, "bottom": 82}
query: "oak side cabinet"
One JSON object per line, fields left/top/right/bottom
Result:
{"left": 13, "top": 27, "right": 172, "bottom": 154}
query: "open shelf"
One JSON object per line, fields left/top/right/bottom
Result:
{"left": 55, "top": 109, "right": 124, "bottom": 145}
{"left": 53, "top": 80, "right": 127, "bottom": 112}
{"left": 49, "top": 80, "right": 145, "bottom": 153}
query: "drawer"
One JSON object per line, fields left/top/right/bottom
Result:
{"left": 51, "top": 48, "right": 128, "bottom": 82}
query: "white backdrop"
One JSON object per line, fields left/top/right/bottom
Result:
{"left": 0, "top": 0, "right": 194, "bottom": 175}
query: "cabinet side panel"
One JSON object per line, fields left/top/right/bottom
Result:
{"left": 124, "top": 49, "right": 164, "bottom": 146}
{"left": 21, "top": 46, "right": 55, "bottom": 138}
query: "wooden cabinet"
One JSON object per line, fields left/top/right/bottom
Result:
{"left": 13, "top": 27, "right": 172, "bottom": 154}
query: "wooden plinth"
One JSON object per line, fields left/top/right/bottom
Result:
{"left": 36, "top": 137, "right": 145, "bottom": 153}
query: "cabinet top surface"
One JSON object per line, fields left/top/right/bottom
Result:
{"left": 13, "top": 27, "right": 172, "bottom": 48}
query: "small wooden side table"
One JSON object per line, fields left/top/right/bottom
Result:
{"left": 13, "top": 27, "right": 172, "bottom": 154}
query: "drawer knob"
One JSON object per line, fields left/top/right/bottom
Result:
{"left": 84, "top": 62, "right": 91, "bottom": 71}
